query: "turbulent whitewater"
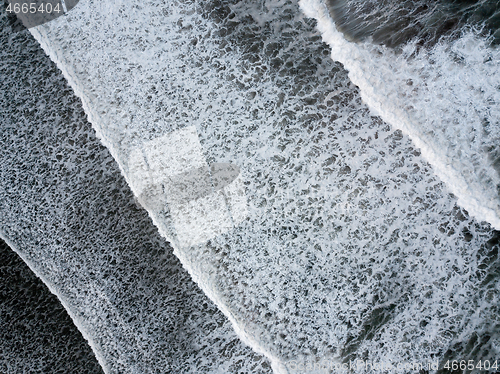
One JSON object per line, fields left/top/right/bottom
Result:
{"left": 1, "top": 0, "right": 500, "bottom": 372}
{"left": 0, "top": 13, "right": 271, "bottom": 373}
{"left": 301, "top": 0, "right": 500, "bottom": 231}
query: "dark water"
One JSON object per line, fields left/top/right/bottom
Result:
{"left": 0, "top": 238, "right": 104, "bottom": 374}
{"left": 327, "top": 0, "right": 500, "bottom": 48}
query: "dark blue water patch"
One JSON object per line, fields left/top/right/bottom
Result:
{"left": 326, "top": 0, "right": 500, "bottom": 49}
{"left": 0, "top": 238, "right": 105, "bottom": 374}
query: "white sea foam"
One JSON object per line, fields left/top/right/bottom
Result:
{"left": 26, "top": 0, "right": 500, "bottom": 371}
{"left": 0, "top": 10, "right": 271, "bottom": 373}
{"left": 300, "top": 0, "right": 500, "bottom": 230}
{"left": 128, "top": 126, "right": 247, "bottom": 248}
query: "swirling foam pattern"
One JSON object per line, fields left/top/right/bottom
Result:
{"left": 0, "top": 11, "right": 271, "bottom": 374}
{"left": 5, "top": 0, "right": 500, "bottom": 372}
{"left": 301, "top": 0, "right": 500, "bottom": 231}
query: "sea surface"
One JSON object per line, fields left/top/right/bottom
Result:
{"left": 1, "top": 0, "right": 500, "bottom": 373}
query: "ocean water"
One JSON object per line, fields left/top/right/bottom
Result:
{"left": 325, "top": 0, "right": 500, "bottom": 48}
{"left": 301, "top": 0, "right": 500, "bottom": 231}
{"left": 0, "top": 238, "right": 104, "bottom": 374}
{"left": 1, "top": 0, "right": 500, "bottom": 373}
{"left": 0, "top": 14, "right": 271, "bottom": 373}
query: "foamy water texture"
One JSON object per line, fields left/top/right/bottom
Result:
{"left": 128, "top": 126, "right": 247, "bottom": 247}
{"left": 1, "top": 10, "right": 272, "bottom": 372}
{"left": 301, "top": 0, "right": 500, "bottom": 231}
{"left": 17, "top": 0, "right": 500, "bottom": 372}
